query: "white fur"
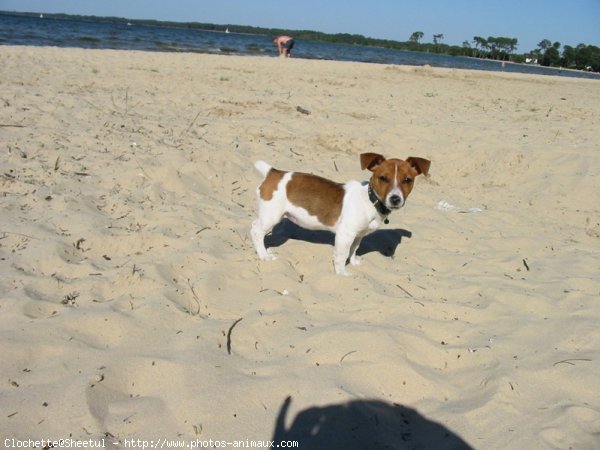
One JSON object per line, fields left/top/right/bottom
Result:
{"left": 386, "top": 164, "right": 405, "bottom": 208}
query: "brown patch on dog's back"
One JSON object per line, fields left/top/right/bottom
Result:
{"left": 287, "top": 173, "right": 344, "bottom": 227}
{"left": 259, "top": 168, "right": 286, "bottom": 200}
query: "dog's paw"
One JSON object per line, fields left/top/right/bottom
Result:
{"left": 334, "top": 267, "right": 352, "bottom": 276}
{"left": 349, "top": 255, "right": 363, "bottom": 266}
{"left": 264, "top": 250, "right": 278, "bottom": 261}
{"left": 257, "top": 250, "right": 277, "bottom": 261}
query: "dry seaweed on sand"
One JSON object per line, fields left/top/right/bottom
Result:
{"left": 226, "top": 318, "right": 243, "bottom": 355}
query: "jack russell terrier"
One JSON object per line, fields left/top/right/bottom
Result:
{"left": 251, "top": 153, "right": 430, "bottom": 275}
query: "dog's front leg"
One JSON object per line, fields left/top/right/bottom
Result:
{"left": 333, "top": 230, "right": 356, "bottom": 275}
{"left": 348, "top": 234, "right": 365, "bottom": 266}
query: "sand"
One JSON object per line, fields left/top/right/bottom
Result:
{"left": 1, "top": 45, "right": 599, "bottom": 449}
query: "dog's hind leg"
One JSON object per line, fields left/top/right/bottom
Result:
{"left": 251, "top": 218, "right": 278, "bottom": 261}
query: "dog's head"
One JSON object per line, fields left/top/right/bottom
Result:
{"left": 361, "top": 152, "right": 430, "bottom": 210}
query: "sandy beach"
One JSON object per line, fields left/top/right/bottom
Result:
{"left": 1, "top": 45, "right": 599, "bottom": 449}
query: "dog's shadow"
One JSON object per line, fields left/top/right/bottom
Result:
{"left": 264, "top": 219, "right": 411, "bottom": 258}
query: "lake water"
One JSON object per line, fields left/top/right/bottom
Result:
{"left": 1, "top": 12, "right": 599, "bottom": 80}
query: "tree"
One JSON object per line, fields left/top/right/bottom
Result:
{"left": 472, "top": 36, "right": 488, "bottom": 57}
{"left": 541, "top": 47, "right": 560, "bottom": 66}
{"left": 539, "top": 41, "right": 561, "bottom": 67}
{"left": 409, "top": 31, "right": 424, "bottom": 44}
{"left": 572, "top": 44, "right": 600, "bottom": 71}
{"left": 561, "top": 45, "right": 576, "bottom": 68}
{"left": 492, "top": 37, "right": 518, "bottom": 60}
{"left": 537, "top": 39, "right": 552, "bottom": 52}
{"left": 506, "top": 37, "right": 518, "bottom": 55}
{"left": 433, "top": 33, "right": 444, "bottom": 45}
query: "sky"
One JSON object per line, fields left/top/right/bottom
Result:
{"left": 1, "top": 0, "right": 599, "bottom": 52}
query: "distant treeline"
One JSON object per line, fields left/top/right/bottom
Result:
{"left": 5, "top": 11, "right": 600, "bottom": 71}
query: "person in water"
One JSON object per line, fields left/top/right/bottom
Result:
{"left": 273, "top": 35, "right": 294, "bottom": 57}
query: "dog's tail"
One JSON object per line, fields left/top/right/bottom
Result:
{"left": 254, "top": 160, "right": 272, "bottom": 178}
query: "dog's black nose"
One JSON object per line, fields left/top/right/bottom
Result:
{"left": 390, "top": 195, "right": 402, "bottom": 206}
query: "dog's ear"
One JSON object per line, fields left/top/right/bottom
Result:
{"left": 360, "top": 153, "right": 386, "bottom": 171}
{"left": 406, "top": 157, "right": 431, "bottom": 176}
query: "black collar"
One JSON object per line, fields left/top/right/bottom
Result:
{"left": 368, "top": 182, "right": 392, "bottom": 219}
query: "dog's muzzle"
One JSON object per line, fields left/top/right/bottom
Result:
{"left": 388, "top": 194, "right": 404, "bottom": 208}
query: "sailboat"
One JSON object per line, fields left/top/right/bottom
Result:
{"left": 225, "top": 28, "right": 230, "bottom": 34}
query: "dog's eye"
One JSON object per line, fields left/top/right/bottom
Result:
{"left": 378, "top": 175, "right": 389, "bottom": 183}
{"left": 402, "top": 177, "right": 413, "bottom": 184}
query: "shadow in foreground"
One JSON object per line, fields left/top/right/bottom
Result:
{"left": 272, "top": 396, "right": 474, "bottom": 450}
{"left": 265, "top": 219, "right": 411, "bottom": 258}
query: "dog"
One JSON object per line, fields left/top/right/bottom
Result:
{"left": 251, "top": 153, "right": 430, "bottom": 275}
